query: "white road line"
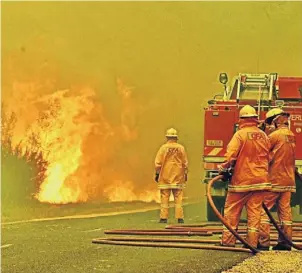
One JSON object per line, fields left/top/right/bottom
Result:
{"left": 1, "top": 206, "right": 160, "bottom": 226}
{"left": 83, "top": 228, "right": 103, "bottom": 233}
{"left": 1, "top": 244, "right": 13, "bottom": 249}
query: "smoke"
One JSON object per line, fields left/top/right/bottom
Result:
{"left": 2, "top": 1, "right": 302, "bottom": 204}
{"left": 1, "top": 48, "right": 158, "bottom": 204}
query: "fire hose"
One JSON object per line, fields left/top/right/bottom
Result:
{"left": 208, "top": 175, "right": 301, "bottom": 252}
{"left": 166, "top": 222, "right": 302, "bottom": 229}
{"left": 93, "top": 174, "right": 301, "bottom": 253}
{"left": 104, "top": 229, "right": 212, "bottom": 236}
{"left": 94, "top": 226, "right": 253, "bottom": 252}
{"left": 207, "top": 175, "right": 259, "bottom": 254}
{"left": 262, "top": 203, "right": 302, "bottom": 250}
{"left": 165, "top": 225, "right": 302, "bottom": 234}
{"left": 92, "top": 237, "right": 252, "bottom": 253}
{"left": 92, "top": 175, "right": 255, "bottom": 253}
{"left": 92, "top": 174, "right": 254, "bottom": 253}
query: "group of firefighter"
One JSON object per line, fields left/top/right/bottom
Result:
{"left": 154, "top": 105, "right": 296, "bottom": 251}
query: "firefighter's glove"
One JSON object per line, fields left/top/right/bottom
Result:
{"left": 155, "top": 172, "right": 160, "bottom": 183}
{"left": 217, "top": 164, "right": 227, "bottom": 174}
{"left": 218, "top": 167, "right": 233, "bottom": 182}
{"left": 222, "top": 170, "right": 232, "bottom": 182}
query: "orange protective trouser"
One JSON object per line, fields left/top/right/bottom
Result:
{"left": 221, "top": 191, "right": 266, "bottom": 248}
{"left": 160, "top": 189, "right": 184, "bottom": 219}
{"left": 259, "top": 191, "right": 292, "bottom": 248}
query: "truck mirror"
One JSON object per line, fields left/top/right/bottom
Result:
{"left": 219, "top": 73, "right": 228, "bottom": 85}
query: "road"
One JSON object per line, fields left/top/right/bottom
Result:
{"left": 1, "top": 202, "right": 250, "bottom": 273}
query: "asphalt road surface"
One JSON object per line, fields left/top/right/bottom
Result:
{"left": 2, "top": 202, "right": 250, "bottom": 273}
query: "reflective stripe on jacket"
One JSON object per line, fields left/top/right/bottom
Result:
{"left": 224, "top": 120, "right": 271, "bottom": 192}
{"left": 268, "top": 126, "right": 296, "bottom": 193}
{"left": 155, "top": 141, "right": 188, "bottom": 189}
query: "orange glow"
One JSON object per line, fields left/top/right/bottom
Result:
{"left": 104, "top": 180, "right": 160, "bottom": 203}
{"left": 2, "top": 75, "right": 158, "bottom": 204}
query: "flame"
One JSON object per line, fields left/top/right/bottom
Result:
{"left": 33, "top": 89, "right": 95, "bottom": 203}
{"left": 3, "top": 88, "right": 97, "bottom": 203}
{"left": 104, "top": 180, "right": 160, "bottom": 203}
{"left": 2, "top": 73, "right": 157, "bottom": 204}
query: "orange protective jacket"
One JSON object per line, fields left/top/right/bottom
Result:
{"left": 222, "top": 120, "right": 271, "bottom": 192}
{"left": 155, "top": 140, "right": 188, "bottom": 189}
{"left": 268, "top": 125, "right": 296, "bottom": 192}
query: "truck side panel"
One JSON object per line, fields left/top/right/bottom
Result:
{"left": 204, "top": 109, "right": 237, "bottom": 158}
{"left": 278, "top": 77, "right": 302, "bottom": 99}
{"left": 289, "top": 111, "right": 302, "bottom": 160}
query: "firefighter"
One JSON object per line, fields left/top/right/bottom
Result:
{"left": 154, "top": 128, "right": 188, "bottom": 224}
{"left": 258, "top": 108, "right": 296, "bottom": 251}
{"left": 218, "top": 105, "right": 271, "bottom": 248}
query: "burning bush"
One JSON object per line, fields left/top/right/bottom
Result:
{"left": 1, "top": 78, "right": 159, "bottom": 204}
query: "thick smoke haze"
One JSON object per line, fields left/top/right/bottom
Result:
{"left": 1, "top": 2, "right": 302, "bottom": 201}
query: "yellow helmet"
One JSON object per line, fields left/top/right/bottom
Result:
{"left": 165, "top": 128, "right": 178, "bottom": 138}
{"left": 265, "top": 108, "right": 290, "bottom": 124}
{"left": 239, "top": 105, "right": 258, "bottom": 118}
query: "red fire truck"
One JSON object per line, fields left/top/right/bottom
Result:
{"left": 203, "top": 72, "right": 302, "bottom": 221}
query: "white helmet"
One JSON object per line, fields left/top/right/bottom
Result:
{"left": 165, "top": 128, "right": 178, "bottom": 138}
{"left": 265, "top": 108, "right": 290, "bottom": 125}
{"left": 239, "top": 105, "right": 258, "bottom": 118}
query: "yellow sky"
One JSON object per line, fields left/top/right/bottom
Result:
{"left": 2, "top": 1, "right": 302, "bottom": 198}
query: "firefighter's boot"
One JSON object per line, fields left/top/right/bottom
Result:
{"left": 272, "top": 243, "right": 291, "bottom": 251}
{"left": 273, "top": 225, "right": 292, "bottom": 251}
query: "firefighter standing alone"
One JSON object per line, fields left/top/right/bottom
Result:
{"left": 258, "top": 108, "right": 296, "bottom": 251}
{"left": 218, "top": 105, "right": 272, "bottom": 248}
{"left": 154, "top": 128, "right": 188, "bottom": 224}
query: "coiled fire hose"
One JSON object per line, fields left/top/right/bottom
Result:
{"left": 207, "top": 175, "right": 259, "bottom": 254}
